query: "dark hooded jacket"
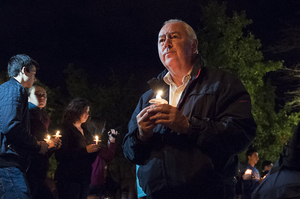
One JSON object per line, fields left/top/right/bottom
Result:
{"left": 123, "top": 58, "right": 257, "bottom": 198}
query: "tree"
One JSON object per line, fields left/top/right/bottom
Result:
{"left": 198, "top": 1, "right": 299, "bottom": 165}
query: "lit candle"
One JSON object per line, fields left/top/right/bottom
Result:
{"left": 94, "top": 135, "right": 100, "bottom": 145}
{"left": 53, "top": 130, "right": 62, "bottom": 139}
{"left": 149, "top": 90, "right": 168, "bottom": 105}
{"left": 44, "top": 134, "right": 51, "bottom": 143}
{"left": 156, "top": 90, "right": 162, "bottom": 99}
{"left": 245, "top": 169, "right": 252, "bottom": 175}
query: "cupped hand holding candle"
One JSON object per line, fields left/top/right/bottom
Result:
{"left": 149, "top": 90, "right": 168, "bottom": 105}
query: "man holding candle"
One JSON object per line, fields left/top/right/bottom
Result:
{"left": 123, "top": 19, "right": 257, "bottom": 199}
{"left": 26, "top": 85, "right": 62, "bottom": 199}
{"left": 0, "top": 54, "right": 49, "bottom": 199}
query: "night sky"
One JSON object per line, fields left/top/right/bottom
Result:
{"left": 0, "top": 0, "right": 299, "bottom": 89}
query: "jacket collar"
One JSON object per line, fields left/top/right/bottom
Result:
{"left": 148, "top": 55, "right": 204, "bottom": 92}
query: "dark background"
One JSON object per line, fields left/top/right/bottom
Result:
{"left": 0, "top": 0, "right": 299, "bottom": 89}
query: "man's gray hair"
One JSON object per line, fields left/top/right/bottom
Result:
{"left": 163, "top": 19, "right": 198, "bottom": 54}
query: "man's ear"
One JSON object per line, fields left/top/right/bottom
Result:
{"left": 21, "top": 66, "right": 26, "bottom": 74}
{"left": 192, "top": 39, "right": 198, "bottom": 54}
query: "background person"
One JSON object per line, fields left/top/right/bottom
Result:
{"left": 240, "top": 148, "right": 263, "bottom": 199}
{"left": 0, "top": 54, "right": 48, "bottom": 198}
{"left": 55, "top": 98, "right": 100, "bottom": 199}
{"left": 261, "top": 160, "right": 273, "bottom": 178}
{"left": 123, "top": 19, "right": 256, "bottom": 199}
{"left": 27, "top": 85, "right": 62, "bottom": 199}
{"left": 88, "top": 117, "right": 117, "bottom": 199}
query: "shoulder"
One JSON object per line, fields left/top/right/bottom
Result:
{"left": 0, "top": 79, "right": 27, "bottom": 104}
{"left": 202, "top": 67, "right": 240, "bottom": 83}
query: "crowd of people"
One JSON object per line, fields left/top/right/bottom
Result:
{"left": 0, "top": 19, "right": 300, "bottom": 199}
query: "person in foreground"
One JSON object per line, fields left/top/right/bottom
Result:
{"left": 0, "top": 54, "right": 48, "bottom": 198}
{"left": 55, "top": 98, "right": 100, "bottom": 199}
{"left": 122, "top": 19, "right": 257, "bottom": 199}
{"left": 251, "top": 122, "right": 300, "bottom": 199}
{"left": 27, "top": 85, "right": 62, "bottom": 199}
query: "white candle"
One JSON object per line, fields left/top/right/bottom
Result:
{"left": 149, "top": 90, "right": 168, "bottom": 104}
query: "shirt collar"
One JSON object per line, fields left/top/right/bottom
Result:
{"left": 163, "top": 67, "right": 193, "bottom": 86}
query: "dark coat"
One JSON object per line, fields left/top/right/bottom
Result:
{"left": 27, "top": 102, "right": 52, "bottom": 179}
{"left": 54, "top": 122, "right": 97, "bottom": 183}
{"left": 0, "top": 78, "right": 40, "bottom": 172}
{"left": 123, "top": 58, "right": 257, "bottom": 198}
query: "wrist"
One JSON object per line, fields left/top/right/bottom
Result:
{"left": 137, "top": 131, "right": 149, "bottom": 142}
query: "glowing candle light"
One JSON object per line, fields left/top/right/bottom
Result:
{"left": 156, "top": 90, "right": 162, "bottom": 99}
{"left": 94, "top": 135, "right": 99, "bottom": 145}
{"left": 53, "top": 130, "right": 62, "bottom": 139}
{"left": 149, "top": 90, "right": 168, "bottom": 105}
{"left": 245, "top": 169, "right": 252, "bottom": 175}
{"left": 44, "top": 134, "right": 51, "bottom": 143}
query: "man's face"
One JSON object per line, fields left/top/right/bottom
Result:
{"left": 35, "top": 86, "right": 47, "bottom": 109}
{"left": 23, "top": 65, "right": 36, "bottom": 88}
{"left": 158, "top": 22, "right": 196, "bottom": 73}
{"left": 249, "top": 152, "right": 259, "bottom": 165}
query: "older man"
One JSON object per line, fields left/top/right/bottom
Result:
{"left": 123, "top": 19, "right": 256, "bottom": 199}
{"left": 0, "top": 54, "right": 48, "bottom": 199}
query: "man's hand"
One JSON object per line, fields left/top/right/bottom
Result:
{"left": 136, "top": 106, "right": 157, "bottom": 141}
{"left": 148, "top": 104, "right": 189, "bottom": 134}
{"left": 38, "top": 141, "right": 49, "bottom": 154}
{"left": 86, "top": 144, "right": 100, "bottom": 153}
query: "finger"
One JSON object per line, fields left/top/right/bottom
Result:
{"left": 138, "top": 110, "right": 156, "bottom": 123}
{"left": 137, "top": 106, "right": 153, "bottom": 117}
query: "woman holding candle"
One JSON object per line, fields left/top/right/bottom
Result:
{"left": 27, "top": 85, "right": 62, "bottom": 199}
{"left": 55, "top": 98, "right": 100, "bottom": 199}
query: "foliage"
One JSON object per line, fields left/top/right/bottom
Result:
{"left": 198, "top": 1, "right": 300, "bottom": 167}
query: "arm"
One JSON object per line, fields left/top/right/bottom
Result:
{"left": 190, "top": 77, "right": 256, "bottom": 158}
{"left": 1, "top": 92, "right": 41, "bottom": 152}
{"left": 123, "top": 94, "right": 159, "bottom": 165}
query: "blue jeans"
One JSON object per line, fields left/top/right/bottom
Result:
{"left": 0, "top": 167, "right": 31, "bottom": 199}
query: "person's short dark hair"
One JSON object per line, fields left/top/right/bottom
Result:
{"left": 246, "top": 148, "right": 257, "bottom": 159}
{"left": 63, "top": 98, "right": 90, "bottom": 124}
{"left": 7, "top": 54, "right": 39, "bottom": 77}
{"left": 262, "top": 160, "right": 272, "bottom": 170}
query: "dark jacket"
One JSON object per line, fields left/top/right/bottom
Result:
{"left": 0, "top": 78, "right": 41, "bottom": 172}
{"left": 27, "top": 102, "right": 52, "bottom": 179}
{"left": 123, "top": 58, "right": 257, "bottom": 197}
{"left": 55, "top": 122, "right": 97, "bottom": 183}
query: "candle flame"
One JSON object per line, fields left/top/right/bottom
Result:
{"left": 47, "top": 135, "right": 50, "bottom": 140}
{"left": 156, "top": 90, "right": 162, "bottom": 99}
{"left": 95, "top": 136, "right": 98, "bottom": 141}
{"left": 56, "top": 131, "right": 60, "bottom": 136}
